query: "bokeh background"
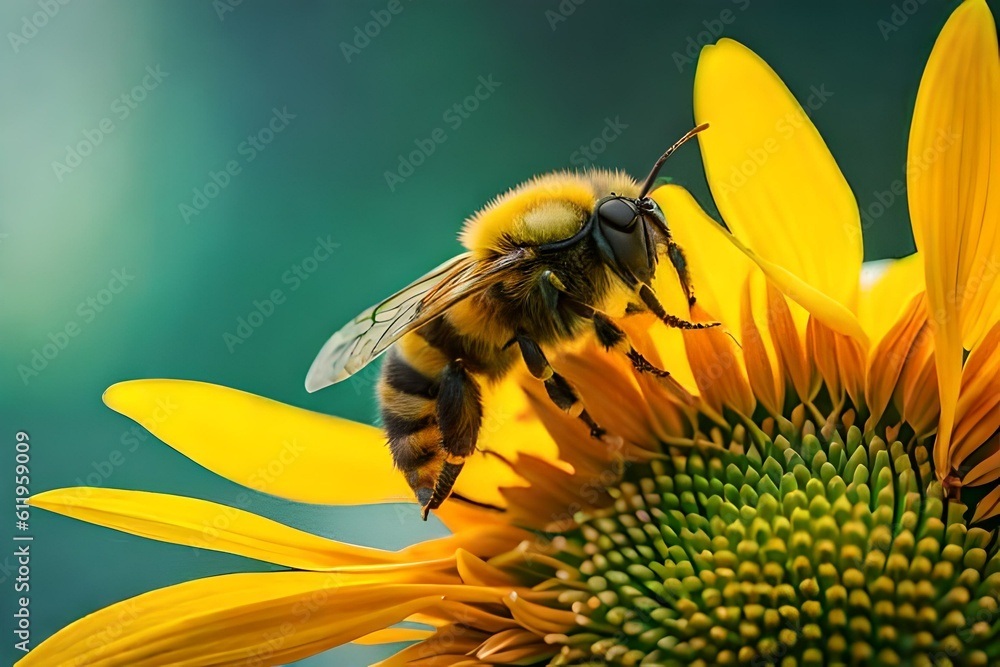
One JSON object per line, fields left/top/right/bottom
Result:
{"left": 1, "top": 0, "right": 991, "bottom": 664}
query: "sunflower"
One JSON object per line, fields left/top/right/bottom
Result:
{"left": 20, "top": 2, "right": 1000, "bottom": 665}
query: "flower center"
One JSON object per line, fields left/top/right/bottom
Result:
{"left": 545, "top": 422, "right": 1000, "bottom": 666}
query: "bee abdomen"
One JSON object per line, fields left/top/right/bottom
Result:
{"left": 378, "top": 348, "right": 446, "bottom": 503}
{"left": 382, "top": 348, "right": 439, "bottom": 399}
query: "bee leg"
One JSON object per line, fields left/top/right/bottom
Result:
{"left": 638, "top": 283, "right": 719, "bottom": 330}
{"left": 423, "top": 360, "right": 482, "bottom": 519}
{"left": 666, "top": 239, "right": 697, "bottom": 307}
{"left": 515, "top": 334, "right": 617, "bottom": 444}
{"left": 591, "top": 311, "right": 671, "bottom": 378}
{"left": 648, "top": 210, "right": 698, "bottom": 307}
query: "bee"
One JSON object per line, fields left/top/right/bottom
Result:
{"left": 305, "top": 124, "right": 717, "bottom": 519}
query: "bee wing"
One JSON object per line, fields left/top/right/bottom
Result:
{"left": 304, "top": 253, "right": 485, "bottom": 391}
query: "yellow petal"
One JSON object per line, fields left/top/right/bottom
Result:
{"left": 894, "top": 325, "right": 940, "bottom": 436}
{"left": 499, "top": 451, "right": 625, "bottom": 532}
{"left": 475, "top": 628, "right": 555, "bottom": 663}
{"left": 907, "top": 0, "right": 1000, "bottom": 473}
{"left": 951, "top": 319, "right": 1000, "bottom": 473}
{"left": 740, "top": 274, "right": 784, "bottom": 415}
{"left": 972, "top": 484, "right": 1000, "bottom": 523}
{"left": 504, "top": 594, "right": 576, "bottom": 635}
{"left": 353, "top": 628, "right": 433, "bottom": 645}
{"left": 403, "top": 525, "right": 529, "bottom": 563}
{"left": 964, "top": 449, "right": 1000, "bottom": 486}
{"left": 858, "top": 255, "right": 926, "bottom": 345}
{"left": 650, "top": 184, "right": 754, "bottom": 333}
{"left": 433, "top": 500, "right": 510, "bottom": 535}
{"left": 628, "top": 311, "right": 699, "bottom": 400}
{"left": 453, "top": 374, "right": 561, "bottom": 508}
{"left": 29, "top": 488, "right": 454, "bottom": 573}
{"left": 103, "top": 379, "right": 412, "bottom": 505}
{"left": 451, "top": 453, "right": 522, "bottom": 509}
{"left": 15, "top": 572, "right": 447, "bottom": 667}
{"left": 695, "top": 38, "right": 862, "bottom": 316}
{"left": 554, "top": 342, "right": 674, "bottom": 450}
{"left": 455, "top": 549, "right": 518, "bottom": 587}
{"left": 682, "top": 304, "right": 754, "bottom": 416}
{"left": 806, "top": 317, "right": 866, "bottom": 408}
{"left": 766, "top": 283, "right": 816, "bottom": 402}
{"left": 865, "top": 293, "right": 927, "bottom": 431}
{"left": 374, "top": 626, "right": 492, "bottom": 667}
{"left": 705, "top": 222, "right": 868, "bottom": 345}
{"left": 476, "top": 374, "right": 558, "bottom": 464}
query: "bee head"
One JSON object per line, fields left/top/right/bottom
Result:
{"left": 592, "top": 195, "right": 656, "bottom": 283}
{"left": 591, "top": 123, "right": 709, "bottom": 285}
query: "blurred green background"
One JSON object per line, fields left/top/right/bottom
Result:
{"left": 1, "top": 0, "right": 989, "bottom": 664}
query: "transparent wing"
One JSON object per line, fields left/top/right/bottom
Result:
{"left": 304, "top": 253, "right": 485, "bottom": 391}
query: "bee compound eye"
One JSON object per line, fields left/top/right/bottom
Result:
{"left": 598, "top": 198, "right": 638, "bottom": 230}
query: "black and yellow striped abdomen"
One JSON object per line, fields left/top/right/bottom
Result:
{"left": 377, "top": 307, "right": 516, "bottom": 515}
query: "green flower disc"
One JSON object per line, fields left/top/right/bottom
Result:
{"left": 548, "top": 424, "right": 1000, "bottom": 667}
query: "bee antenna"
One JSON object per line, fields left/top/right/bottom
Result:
{"left": 637, "top": 123, "right": 710, "bottom": 198}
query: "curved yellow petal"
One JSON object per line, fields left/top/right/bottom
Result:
{"left": 806, "top": 317, "right": 866, "bottom": 408}
{"left": 629, "top": 311, "right": 700, "bottom": 400}
{"left": 740, "top": 273, "right": 784, "bottom": 415}
{"left": 951, "top": 319, "right": 1000, "bottom": 475}
{"left": 476, "top": 374, "right": 558, "bottom": 463}
{"left": 682, "top": 304, "right": 754, "bottom": 416}
{"left": 965, "top": 449, "right": 1000, "bottom": 487}
{"left": 865, "top": 293, "right": 927, "bottom": 431}
{"left": 452, "top": 374, "right": 561, "bottom": 508}
{"left": 669, "top": 199, "right": 868, "bottom": 345}
{"left": 695, "top": 38, "right": 862, "bottom": 314}
{"left": 894, "top": 323, "right": 940, "bottom": 436}
{"left": 29, "top": 488, "right": 454, "bottom": 573}
{"left": 858, "top": 255, "right": 926, "bottom": 345}
{"left": 650, "top": 184, "right": 754, "bottom": 333}
{"left": 353, "top": 628, "right": 434, "bottom": 645}
{"left": 15, "top": 572, "right": 447, "bottom": 667}
{"left": 766, "top": 283, "right": 816, "bottom": 403}
{"left": 432, "top": 500, "right": 511, "bottom": 535}
{"left": 374, "top": 627, "right": 492, "bottom": 667}
{"left": 972, "top": 484, "right": 1000, "bottom": 523}
{"left": 907, "top": 0, "right": 1000, "bottom": 474}
{"left": 453, "top": 453, "right": 523, "bottom": 509}
{"left": 103, "top": 379, "right": 412, "bottom": 505}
